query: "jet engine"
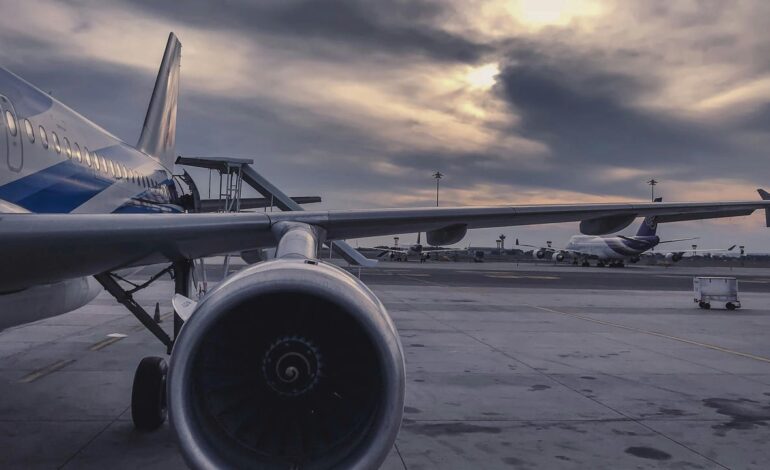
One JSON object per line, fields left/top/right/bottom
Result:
{"left": 168, "top": 259, "right": 405, "bottom": 469}
{"left": 533, "top": 249, "right": 546, "bottom": 259}
{"left": 551, "top": 251, "right": 565, "bottom": 262}
{"left": 665, "top": 252, "right": 683, "bottom": 263}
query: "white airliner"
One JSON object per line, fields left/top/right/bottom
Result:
{"left": 521, "top": 207, "right": 738, "bottom": 267}
{"left": 3, "top": 33, "right": 770, "bottom": 469}
{"left": 373, "top": 232, "right": 467, "bottom": 261}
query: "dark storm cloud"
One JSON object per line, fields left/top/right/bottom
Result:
{"left": 102, "top": 0, "right": 491, "bottom": 63}
{"left": 495, "top": 54, "right": 765, "bottom": 182}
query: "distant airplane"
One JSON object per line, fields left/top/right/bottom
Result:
{"left": 2, "top": 33, "right": 770, "bottom": 469}
{"left": 520, "top": 203, "right": 736, "bottom": 267}
{"left": 373, "top": 232, "right": 467, "bottom": 262}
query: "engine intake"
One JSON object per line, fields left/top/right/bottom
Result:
{"left": 168, "top": 260, "right": 405, "bottom": 469}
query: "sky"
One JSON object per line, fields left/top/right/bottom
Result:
{"left": 1, "top": 0, "right": 769, "bottom": 251}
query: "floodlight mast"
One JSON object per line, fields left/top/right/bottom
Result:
{"left": 433, "top": 171, "right": 444, "bottom": 207}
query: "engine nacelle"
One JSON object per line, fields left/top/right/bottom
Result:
{"left": 533, "top": 249, "right": 546, "bottom": 259}
{"left": 665, "top": 252, "right": 683, "bottom": 263}
{"left": 168, "top": 259, "right": 405, "bottom": 469}
{"left": 551, "top": 251, "right": 565, "bottom": 262}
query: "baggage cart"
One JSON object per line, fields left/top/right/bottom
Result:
{"left": 693, "top": 277, "right": 740, "bottom": 310}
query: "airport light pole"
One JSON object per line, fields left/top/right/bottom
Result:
{"left": 647, "top": 179, "right": 659, "bottom": 202}
{"left": 433, "top": 171, "right": 444, "bottom": 207}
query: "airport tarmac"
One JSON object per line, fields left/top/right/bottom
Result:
{"left": 1, "top": 261, "right": 770, "bottom": 469}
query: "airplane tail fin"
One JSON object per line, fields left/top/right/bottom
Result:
{"left": 636, "top": 196, "right": 662, "bottom": 236}
{"left": 137, "top": 32, "right": 181, "bottom": 169}
{"left": 758, "top": 188, "right": 770, "bottom": 227}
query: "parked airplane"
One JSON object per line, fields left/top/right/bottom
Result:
{"left": 374, "top": 232, "right": 467, "bottom": 261}
{"left": 521, "top": 205, "right": 736, "bottom": 267}
{"left": 3, "top": 33, "right": 770, "bottom": 469}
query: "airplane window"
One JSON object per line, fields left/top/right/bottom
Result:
{"left": 63, "top": 137, "right": 71, "bottom": 159}
{"left": 4, "top": 111, "right": 17, "bottom": 136}
{"left": 101, "top": 156, "right": 108, "bottom": 174}
{"left": 51, "top": 132, "right": 61, "bottom": 154}
{"left": 108, "top": 160, "right": 116, "bottom": 177}
{"left": 38, "top": 125, "right": 48, "bottom": 149}
{"left": 73, "top": 143, "right": 82, "bottom": 162}
{"left": 23, "top": 119, "right": 34, "bottom": 143}
{"left": 122, "top": 164, "right": 129, "bottom": 180}
{"left": 93, "top": 152, "right": 101, "bottom": 171}
{"left": 84, "top": 147, "right": 93, "bottom": 167}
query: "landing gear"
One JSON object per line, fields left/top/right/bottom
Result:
{"left": 132, "top": 357, "right": 168, "bottom": 431}
{"left": 95, "top": 260, "right": 193, "bottom": 433}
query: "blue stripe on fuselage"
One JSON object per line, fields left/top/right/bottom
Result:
{"left": 0, "top": 160, "right": 112, "bottom": 213}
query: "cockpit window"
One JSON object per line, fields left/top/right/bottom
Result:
{"left": 51, "top": 132, "right": 61, "bottom": 154}
{"left": 38, "top": 126, "right": 48, "bottom": 149}
{"left": 4, "top": 111, "right": 17, "bottom": 136}
{"left": 23, "top": 119, "right": 34, "bottom": 143}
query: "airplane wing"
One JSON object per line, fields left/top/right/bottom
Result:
{"left": 671, "top": 245, "right": 737, "bottom": 254}
{"left": 656, "top": 237, "right": 700, "bottom": 244}
{"left": 2, "top": 198, "right": 770, "bottom": 290}
{"left": 373, "top": 247, "right": 409, "bottom": 255}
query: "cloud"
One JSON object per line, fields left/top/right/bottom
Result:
{"left": 106, "top": 0, "right": 492, "bottom": 63}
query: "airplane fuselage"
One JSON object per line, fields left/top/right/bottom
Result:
{"left": 0, "top": 68, "right": 178, "bottom": 215}
{"left": 564, "top": 234, "right": 660, "bottom": 260}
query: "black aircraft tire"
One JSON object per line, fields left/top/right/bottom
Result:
{"left": 132, "top": 356, "right": 168, "bottom": 431}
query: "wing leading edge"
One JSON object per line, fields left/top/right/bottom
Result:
{"left": 2, "top": 197, "right": 769, "bottom": 290}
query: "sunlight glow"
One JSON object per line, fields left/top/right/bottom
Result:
{"left": 464, "top": 62, "right": 499, "bottom": 90}
{"left": 509, "top": 0, "right": 604, "bottom": 28}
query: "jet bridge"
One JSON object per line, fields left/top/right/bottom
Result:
{"left": 176, "top": 156, "right": 252, "bottom": 213}
{"left": 176, "top": 156, "right": 377, "bottom": 267}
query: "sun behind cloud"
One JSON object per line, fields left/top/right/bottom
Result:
{"left": 508, "top": 0, "right": 604, "bottom": 28}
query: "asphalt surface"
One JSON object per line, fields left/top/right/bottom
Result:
{"left": 2, "top": 261, "right": 770, "bottom": 469}
{"left": 346, "top": 261, "right": 770, "bottom": 292}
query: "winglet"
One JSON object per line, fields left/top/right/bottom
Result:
{"left": 137, "top": 32, "right": 181, "bottom": 169}
{"left": 758, "top": 189, "right": 770, "bottom": 227}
